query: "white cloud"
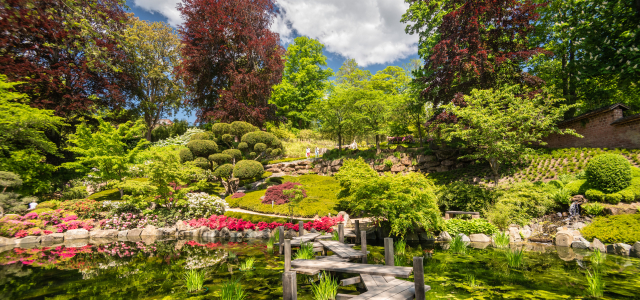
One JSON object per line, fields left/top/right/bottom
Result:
{"left": 132, "top": 0, "right": 418, "bottom": 66}
{"left": 274, "top": 0, "right": 418, "bottom": 66}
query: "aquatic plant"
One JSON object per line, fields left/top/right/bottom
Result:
{"left": 394, "top": 255, "right": 405, "bottom": 266}
{"left": 332, "top": 231, "right": 339, "bottom": 241}
{"left": 183, "top": 269, "right": 205, "bottom": 292}
{"left": 294, "top": 242, "right": 315, "bottom": 260}
{"left": 228, "top": 252, "right": 237, "bottom": 260}
{"left": 449, "top": 234, "right": 467, "bottom": 254}
{"left": 394, "top": 240, "right": 406, "bottom": 255}
{"left": 239, "top": 257, "right": 255, "bottom": 271}
{"left": 586, "top": 269, "right": 605, "bottom": 298}
{"left": 466, "top": 274, "right": 478, "bottom": 287}
{"left": 266, "top": 236, "right": 275, "bottom": 250}
{"left": 221, "top": 278, "right": 246, "bottom": 300}
{"left": 505, "top": 248, "right": 525, "bottom": 269}
{"left": 311, "top": 271, "right": 338, "bottom": 300}
{"left": 494, "top": 232, "right": 510, "bottom": 248}
{"left": 273, "top": 228, "right": 280, "bottom": 241}
{"left": 591, "top": 248, "right": 605, "bottom": 265}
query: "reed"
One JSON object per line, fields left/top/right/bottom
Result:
{"left": 239, "top": 257, "right": 255, "bottom": 271}
{"left": 586, "top": 269, "right": 605, "bottom": 298}
{"left": 266, "top": 237, "right": 275, "bottom": 251}
{"left": 311, "top": 271, "right": 338, "bottom": 300}
{"left": 494, "top": 232, "right": 510, "bottom": 248}
{"left": 591, "top": 248, "right": 605, "bottom": 265}
{"left": 465, "top": 274, "right": 478, "bottom": 287}
{"left": 183, "top": 269, "right": 205, "bottom": 293}
{"left": 394, "top": 240, "right": 406, "bottom": 255}
{"left": 221, "top": 278, "right": 246, "bottom": 300}
{"left": 294, "top": 242, "right": 315, "bottom": 260}
{"left": 449, "top": 235, "right": 467, "bottom": 254}
{"left": 505, "top": 248, "right": 525, "bottom": 269}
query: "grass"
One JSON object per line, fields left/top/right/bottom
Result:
{"left": 311, "top": 271, "right": 338, "bottom": 300}
{"left": 263, "top": 157, "right": 308, "bottom": 165}
{"left": 586, "top": 269, "right": 605, "bottom": 298}
{"left": 294, "top": 242, "right": 315, "bottom": 260}
{"left": 226, "top": 175, "right": 340, "bottom": 217}
{"left": 394, "top": 255, "right": 405, "bottom": 266}
{"left": 505, "top": 248, "right": 525, "bottom": 269}
{"left": 221, "top": 278, "right": 246, "bottom": 300}
{"left": 591, "top": 248, "right": 605, "bottom": 265}
{"left": 394, "top": 240, "right": 406, "bottom": 255}
{"left": 449, "top": 235, "right": 467, "bottom": 254}
{"left": 282, "top": 140, "right": 335, "bottom": 158}
{"left": 494, "top": 232, "right": 510, "bottom": 248}
{"left": 223, "top": 212, "right": 306, "bottom": 224}
{"left": 239, "top": 257, "right": 255, "bottom": 271}
{"left": 332, "top": 231, "right": 339, "bottom": 241}
{"left": 466, "top": 274, "right": 479, "bottom": 287}
{"left": 183, "top": 269, "right": 205, "bottom": 293}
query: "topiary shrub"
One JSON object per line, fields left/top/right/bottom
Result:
{"left": 223, "top": 149, "right": 242, "bottom": 161}
{"left": 271, "top": 148, "right": 281, "bottom": 156}
{"left": 254, "top": 143, "right": 267, "bottom": 152}
{"left": 208, "top": 153, "right": 233, "bottom": 165}
{"left": 191, "top": 132, "right": 216, "bottom": 141}
{"left": 221, "top": 134, "right": 234, "bottom": 145}
{"left": 262, "top": 182, "right": 307, "bottom": 205}
{"left": 194, "top": 157, "right": 210, "bottom": 169}
{"left": 241, "top": 131, "right": 278, "bottom": 148}
{"left": 211, "top": 123, "right": 231, "bottom": 138}
{"left": 233, "top": 160, "right": 264, "bottom": 179}
{"left": 586, "top": 154, "right": 632, "bottom": 193}
{"left": 187, "top": 140, "right": 218, "bottom": 157}
{"left": 213, "top": 164, "right": 234, "bottom": 179}
{"left": 581, "top": 214, "right": 640, "bottom": 244}
{"left": 585, "top": 189, "right": 605, "bottom": 202}
{"left": 238, "top": 142, "right": 248, "bottom": 151}
{"left": 231, "top": 121, "right": 258, "bottom": 137}
{"left": 249, "top": 152, "right": 256, "bottom": 157}
{"left": 179, "top": 148, "right": 194, "bottom": 163}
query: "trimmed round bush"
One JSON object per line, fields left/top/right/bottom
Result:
{"left": 233, "top": 160, "right": 264, "bottom": 179}
{"left": 254, "top": 143, "right": 267, "bottom": 152}
{"left": 221, "top": 134, "right": 234, "bottom": 144}
{"left": 241, "top": 131, "right": 278, "bottom": 147}
{"left": 604, "top": 193, "right": 622, "bottom": 204}
{"left": 585, "top": 189, "right": 605, "bottom": 202}
{"left": 238, "top": 142, "right": 249, "bottom": 151}
{"left": 586, "top": 154, "right": 632, "bottom": 193}
{"left": 179, "top": 148, "right": 194, "bottom": 163}
{"left": 187, "top": 140, "right": 218, "bottom": 157}
{"left": 231, "top": 121, "right": 258, "bottom": 137}
{"left": 191, "top": 132, "right": 216, "bottom": 141}
{"left": 222, "top": 149, "right": 242, "bottom": 161}
{"left": 249, "top": 152, "right": 256, "bottom": 157}
{"left": 212, "top": 123, "right": 231, "bottom": 137}
{"left": 194, "top": 157, "right": 210, "bottom": 169}
{"left": 213, "top": 163, "right": 234, "bottom": 179}
{"left": 209, "top": 153, "right": 233, "bottom": 165}
{"left": 271, "top": 148, "right": 281, "bottom": 156}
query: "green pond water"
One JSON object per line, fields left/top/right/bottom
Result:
{"left": 1, "top": 238, "right": 639, "bottom": 299}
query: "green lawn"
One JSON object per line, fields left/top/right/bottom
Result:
{"left": 226, "top": 174, "right": 341, "bottom": 218}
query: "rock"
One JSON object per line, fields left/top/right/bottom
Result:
{"left": 220, "top": 227, "right": 231, "bottom": 237}
{"left": 469, "top": 234, "right": 491, "bottom": 243}
{"left": 391, "top": 165, "right": 405, "bottom": 172}
{"left": 158, "top": 227, "right": 177, "bottom": 237}
{"left": 338, "top": 211, "right": 349, "bottom": 226}
{"left": 118, "top": 230, "right": 129, "bottom": 239}
{"left": 179, "top": 230, "right": 199, "bottom": 238}
{"left": 521, "top": 226, "right": 532, "bottom": 239}
{"left": 141, "top": 225, "right": 161, "bottom": 236}
{"left": 202, "top": 230, "right": 218, "bottom": 240}
{"left": 284, "top": 167, "right": 296, "bottom": 172}
{"left": 590, "top": 238, "right": 606, "bottom": 253}
{"left": 571, "top": 238, "right": 590, "bottom": 249}
{"left": 417, "top": 155, "right": 436, "bottom": 164}
{"left": 441, "top": 160, "right": 455, "bottom": 166}
{"left": 556, "top": 246, "right": 576, "bottom": 261}
{"left": 40, "top": 234, "right": 63, "bottom": 245}
{"left": 229, "top": 231, "right": 244, "bottom": 238}
{"left": 614, "top": 243, "right": 632, "bottom": 256}
{"left": 435, "top": 166, "right": 449, "bottom": 172}
{"left": 90, "top": 230, "right": 118, "bottom": 238}
{"left": 330, "top": 159, "right": 343, "bottom": 166}
{"left": 631, "top": 242, "right": 640, "bottom": 258}
{"left": 571, "top": 222, "right": 587, "bottom": 231}
{"left": 64, "top": 239, "right": 88, "bottom": 248}
{"left": 176, "top": 221, "right": 191, "bottom": 231}
{"left": 16, "top": 236, "right": 41, "bottom": 245}
{"left": 555, "top": 231, "right": 574, "bottom": 247}
{"left": 65, "top": 229, "right": 89, "bottom": 240}
{"left": 297, "top": 169, "right": 309, "bottom": 175}
{"left": 374, "top": 165, "right": 389, "bottom": 171}
{"left": 400, "top": 157, "right": 412, "bottom": 166}
{"left": 437, "top": 231, "right": 452, "bottom": 242}
{"left": 571, "top": 195, "right": 587, "bottom": 204}
{"left": 606, "top": 244, "right": 616, "bottom": 254}
{"left": 508, "top": 227, "right": 522, "bottom": 243}
{"left": 469, "top": 242, "right": 490, "bottom": 249}
{"left": 246, "top": 230, "right": 269, "bottom": 239}
{"left": 457, "top": 233, "right": 471, "bottom": 243}
{"left": 0, "top": 236, "right": 15, "bottom": 246}
{"left": 128, "top": 228, "right": 143, "bottom": 238}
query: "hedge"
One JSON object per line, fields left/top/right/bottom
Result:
{"left": 581, "top": 214, "right": 640, "bottom": 244}
{"left": 187, "top": 140, "right": 218, "bottom": 157}
{"left": 585, "top": 154, "right": 632, "bottom": 193}
{"left": 233, "top": 160, "right": 264, "bottom": 179}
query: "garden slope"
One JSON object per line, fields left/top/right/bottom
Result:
{"left": 226, "top": 175, "right": 340, "bottom": 218}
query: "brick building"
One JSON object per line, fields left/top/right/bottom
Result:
{"left": 544, "top": 103, "right": 640, "bottom": 149}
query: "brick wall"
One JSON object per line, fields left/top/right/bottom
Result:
{"left": 544, "top": 108, "right": 640, "bottom": 149}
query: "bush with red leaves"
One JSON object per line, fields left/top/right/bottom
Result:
{"left": 261, "top": 182, "right": 306, "bottom": 205}
{"left": 231, "top": 192, "right": 246, "bottom": 199}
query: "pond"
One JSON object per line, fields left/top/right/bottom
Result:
{"left": 1, "top": 238, "right": 639, "bottom": 299}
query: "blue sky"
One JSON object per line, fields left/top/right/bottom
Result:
{"left": 126, "top": 0, "right": 421, "bottom": 123}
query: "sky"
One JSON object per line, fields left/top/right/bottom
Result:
{"left": 126, "top": 0, "right": 421, "bottom": 123}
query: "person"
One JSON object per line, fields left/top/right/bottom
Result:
{"left": 315, "top": 146, "right": 319, "bottom": 159}
{"left": 28, "top": 201, "right": 38, "bottom": 210}
{"left": 306, "top": 147, "right": 310, "bottom": 158}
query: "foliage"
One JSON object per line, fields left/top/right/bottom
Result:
{"left": 122, "top": 17, "right": 184, "bottom": 141}
{"left": 311, "top": 271, "right": 338, "bottom": 300}
{"left": 0, "top": 0, "right": 129, "bottom": 117}
{"left": 185, "top": 192, "right": 227, "bottom": 219}
{"left": 0, "top": 171, "right": 22, "bottom": 191}
{"left": 223, "top": 149, "right": 243, "bottom": 161}
{"left": 262, "top": 182, "right": 306, "bottom": 205}
{"left": 449, "top": 235, "right": 467, "bottom": 254}
{"left": 226, "top": 175, "right": 339, "bottom": 217}
{"left": 230, "top": 121, "right": 259, "bottom": 138}
{"left": 484, "top": 182, "right": 557, "bottom": 229}
{"left": 551, "top": 187, "right": 573, "bottom": 205}
{"left": 334, "top": 157, "right": 379, "bottom": 197}
{"left": 179, "top": 149, "right": 194, "bottom": 163}
{"left": 239, "top": 257, "right": 255, "bottom": 271}
{"left": 59, "top": 199, "right": 102, "bottom": 219}
{"left": 233, "top": 160, "right": 264, "bottom": 180}
{"left": 436, "top": 182, "right": 494, "bottom": 213}
{"left": 335, "top": 158, "right": 442, "bottom": 237}
{"left": 438, "top": 85, "right": 579, "bottom": 185}
{"left": 177, "top": 0, "right": 284, "bottom": 126}
{"left": 494, "top": 232, "right": 510, "bottom": 248}
{"left": 394, "top": 240, "right": 406, "bottom": 256}
{"left": 151, "top": 119, "right": 189, "bottom": 142}
{"left": 282, "top": 185, "right": 306, "bottom": 222}
{"left": 145, "top": 151, "right": 204, "bottom": 209}
{"left": 444, "top": 219, "right": 499, "bottom": 236}
{"left": 505, "top": 249, "right": 525, "bottom": 269}
{"left": 294, "top": 242, "right": 315, "bottom": 260}
{"left": 581, "top": 202, "right": 605, "bottom": 217}
{"left": 311, "top": 84, "right": 359, "bottom": 150}
{"left": 187, "top": 140, "right": 218, "bottom": 158}
{"left": 100, "top": 212, "right": 158, "bottom": 231}
{"left": 586, "top": 269, "right": 605, "bottom": 298}
{"left": 213, "top": 164, "right": 234, "bottom": 180}
{"left": 212, "top": 123, "right": 231, "bottom": 137}
{"left": 191, "top": 132, "right": 216, "bottom": 141}
{"left": 0, "top": 192, "right": 35, "bottom": 215}
{"left": 220, "top": 278, "right": 246, "bottom": 300}
{"left": 209, "top": 154, "right": 233, "bottom": 166}
{"left": 183, "top": 269, "right": 205, "bottom": 293}
{"left": 270, "top": 37, "right": 333, "bottom": 129}
{"left": 581, "top": 214, "right": 640, "bottom": 244}
{"left": 154, "top": 128, "right": 204, "bottom": 147}
{"left": 585, "top": 154, "right": 632, "bottom": 193}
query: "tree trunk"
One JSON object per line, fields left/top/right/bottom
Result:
{"left": 375, "top": 135, "right": 380, "bottom": 154}
{"left": 146, "top": 126, "right": 153, "bottom": 141}
{"left": 488, "top": 158, "right": 500, "bottom": 187}
{"left": 417, "top": 121, "right": 424, "bottom": 148}
{"left": 338, "top": 132, "right": 342, "bottom": 150}
{"left": 119, "top": 188, "right": 124, "bottom": 199}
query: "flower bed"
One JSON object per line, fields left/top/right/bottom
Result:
{"left": 99, "top": 213, "right": 159, "bottom": 231}
{"left": 188, "top": 214, "right": 344, "bottom": 233}
{"left": 0, "top": 209, "right": 94, "bottom": 238}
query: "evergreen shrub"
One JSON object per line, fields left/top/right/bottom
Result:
{"left": 254, "top": 143, "right": 267, "bottom": 152}
{"left": 238, "top": 142, "right": 248, "bottom": 151}
{"left": 241, "top": 131, "right": 278, "bottom": 147}
{"left": 230, "top": 121, "right": 258, "bottom": 137}
{"left": 223, "top": 149, "right": 242, "bottom": 161}
{"left": 208, "top": 153, "right": 233, "bottom": 165}
{"left": 581, "top": 214, "right": 640, "bottom": 244}
{"left": 187, "top": 140, "right": 218, "bottom": 157}
{"left": 213, "top": 164, "right": 234, "bottom": 179}
{"left": 193, "top": 157, "right": 210, "bottom": 169}
{"left": 585, "top": 189, "right": 606, "bottom": 202}
{"left": 585, "top": 154, "right": 632, "bottom": 193}
{"left": 191, "top": 132, "right": 216, "bottom": 141}
{"left": 233, "top": 160, "right": 264, "bottom": 179}
{"left": 444, "top": 218, "right": 499, "bottom": 236}
{"left": 179, "top": 148, "right": 194, "bottom": 163}
{"left": 211, "top": 123, "right": 231, "bottom": 137}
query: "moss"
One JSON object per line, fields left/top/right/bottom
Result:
{"left": 581, "top": 214, "right": 640, "bottom": 244}
{"left": 88, "top": 188, "right": 121, "bottom": 201}
{"left": 226, "top": 175, "right": 339, "bottom": 217}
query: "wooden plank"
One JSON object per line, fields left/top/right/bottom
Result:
{"left": 360, "top": 274, "right": 378, "bottom": 288}
{"left": 340, "top": 276, "right": 361, "bottom": 286}
{"left": 372, "top": 275, "right": 388, "bottom": 286}
{"left": 290, "top": 259, "right": 413, "bottom": 278}
{"left": 350, "top": 281, "right": 413, "bottom": 300}
{"left": 291, "top": 268, "right": 320, "bottom": 275}
{"left": 319, "top": 240, "right": 366, "bottom": 259}
{"left": 336, "top": 294, "right": 357, "bottom": 300}
{"left": 366, "top": 285, "right": 413, "bottom": 300}
{"left": 383, "top": 276, "right": 395, "bottom": 283}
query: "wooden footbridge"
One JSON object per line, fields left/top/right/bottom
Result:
{"left": 278, "top": 223, "right": 430, "bottom": 300}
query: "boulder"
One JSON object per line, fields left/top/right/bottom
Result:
{"left": 246, "top": 230, "right": 269, "bottom": 239}
{"left": 441, "top": 160, "right": 455, "bottom": 166}
{"left": 555, "top": 231, "right": 574, "bottom": 247}
{"left": 631, "top": 242, "right": 640, "bottom": 258}
{"left": 127, "top": 228, "right": 143, "bottom": 238}
{"left": 0, "top": 236, "right": 15, "bottom": 246}
{"left": 606, "top": 244, "right": 616, "bottom": 254}
{"left": 437, "top": 231, "right": 452, "bottom": 242}
{"left": 118, "top": 230, "right": 129, "bottom": 239}
{"left": 469, "top": 234, "right": 491, "bottom": 243}
{"left": 571, "top": 237, "right": 590, "bottom": 249}
{"left": 229, "top": 231, "right": 244, "bottom": 238}
{"left": 40, "top": 233, "right": 63, "bottom": 245}
{"left": 374, "top": 165, "right": 390, "bottom": 171}
{"left": 590, "top": 238, "right": 607, "bottom": 253}
{"left": 458, "top": 233, "right": 471, "bottom": 243}
{"left": 435, "top": 166, "right": 449, "bottom": 172}
{"left": 179, "top": 230, "right": 199, "bottom": 238}
{"left": 90, "top": 230, "right": 119, "bottom": 239}
{"left": 400, "top": 157, "right": 412, "bottom": 166}
{"left": 202, "top": 230, "right": 218, "bottom": 240}
{"left": 176, "top": 220, "right": 191, "bottom": 232}
{"left": 297, "top": 169, "right": 309, "bottom": 175}
{"left": 508, "top": 227, "right": 522, "bottom": 243}
{"left": 65, "top": 229, "right": 89, "bottom": 240}
{"left": 330, "top": 159, "right": 343, "bottom": 166}
{"left": 220, "top": 227, "right": 231, "bottom": 237}
{"left": 284, "top": 167, "right": 296, "bottom": 172}
{"left": 338, "top": 211, "right": 349, "bottom": 226}
{"left": 614, "top": 243, "right": 632, "bottom": 256}
{"left": 16, "top": 236, "right": 41, "bottom": 245}
{"left": 158, "top": 227, "right": 177, "bottom": 237}
{"left": 141, "top": 225, "right": 161, "bottom": 236}
{"left": 390, "top": 165, "right": 405, "bottom": 172}
{"left": 521, "top": 225, "right": 532, "bottom": 239}
{"left": 416, "top": 155, "right": 436, "bottom": 164}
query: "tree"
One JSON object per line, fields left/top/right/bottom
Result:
{"left": 312, "top": 85, "right": 358, "bottom": 150}
{"left": 122, "top": 18, "right": 184, "bottom": 141}
{"left": 335, "top": 59, "right": 371, "bottom": 86}
{"left": 404, "top": 0, "right": 549, "bottom": 121}
{"left": 0, "top": 0, "right": 130, "bottom": 117}
{"left": 270, "top": 37, "right": 333, "bottom": 129}
{"left": 529, "top": 0, "right": 640, "bottom": 115}
{"left": 438, "top": 85, "right": 581, "bottom": 186}
{"left": 177, "top": 0, "right": 285, "bottom": 126}
{"left": 63, "top": 117, "right": 149, "bottom": 197}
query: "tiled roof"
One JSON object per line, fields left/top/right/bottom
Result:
{"left": 610, "top": 113, "right": 640, "bottom": 125}
{"left": 558, "top": 103, "right": 630, "bottom": 126}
